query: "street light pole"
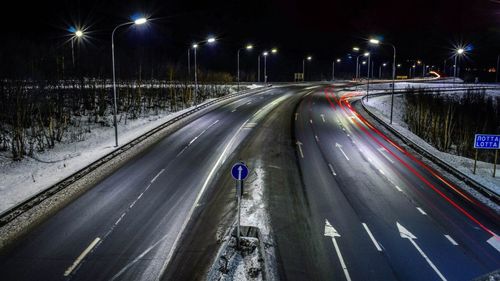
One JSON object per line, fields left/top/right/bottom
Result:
{"left": 237, "top": 44, "right": 253, "bottom": 91}
{"left": 257, "top": 55, "right": 260, "bottom": 83}
{"left": 187, "top": 49, "right": 191, "bottom": 76}
{"left": 264, "top": 53, "right": 267, "bottom": 85}
{"left": 496, "top": 55, "right": 500, "bottom": 83}
{"left": 194, "top": 46, "right": 198, "bottom": 104}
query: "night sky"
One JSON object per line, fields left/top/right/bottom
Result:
{"left": 1, "top": 0, "right": 499, "bottom": 80}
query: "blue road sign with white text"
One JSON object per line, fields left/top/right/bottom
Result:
{"left": 474, "top": 134, "right": 500, "bottom": 149}
{"left": 231, "top": 163, "right": 249, "bottom": 181}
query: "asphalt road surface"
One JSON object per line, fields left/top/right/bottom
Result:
{"left": 287, "top": 85, "right": 499, "bottom": 281}
{"left": 0, "top": 83, "right": 498, "bottom": 281}
{"left": 0, "top": 86, "right": 299, "bottom": 281}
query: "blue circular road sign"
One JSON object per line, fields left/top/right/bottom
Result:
{"left": 231, "top": 163, "right": 249, "bottom": 181}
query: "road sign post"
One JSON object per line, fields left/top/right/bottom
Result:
{"left": 231, "top": 162, "right": 249, "bottom": 248}
{"left": 473, "top": 134, "right": 500, "bottom": 177}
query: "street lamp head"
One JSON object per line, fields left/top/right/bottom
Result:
{"left": 207, "top": 37, "right": 216, "bottom": 43}
{"left": 192, "top": 43, "right": 198, "bottom": 49}
{"left": 75, "top": 30, "right": 83, "bottom": 37}
{"left": 263, "top": 51, "right": 269, "bottom": 56}
{"left": 417, "top": 60, "right": 422, "bottom": 65}
{"left": 362, "top": 61, "right": 367, "bottom": 65}
{"left": 412, "top": 65, "right": 416, "bottom": 68}
{"left": 271, "top": 48, "right": 278, "bottom": 54}
{"left": 134, "top": 18, "right": 147, "bottom": 25}
{"left": 397, "top": 64, "right": 401, "bottom": 67}
{"left": 246, "top": 44, "right": 253, "bottom": 50}
{"left": 369, "top": 38, "right": 380, "bottom": 45}
{"left": 353, "top": 47, "right": 360, "bottom": 52}
{"left": 336, "top": 58, "right": 341, "bottom": 63}
{"left": 307, "top": 56, "right": 312, "bottom": 61}
{"left": 382, "top": 63, "right": 387, "bottom": 66}
{"left": 364, "top": 52, "right": 370, "bottom": 57}
{"left": 457, "top": 48, "right": 465, "bottom": 55}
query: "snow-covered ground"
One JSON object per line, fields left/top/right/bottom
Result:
{"left": 363, "top": 94, "right": 500, "bottom": 197}
{"left": 0, "top": 100, "right": 219, "bottom": 215}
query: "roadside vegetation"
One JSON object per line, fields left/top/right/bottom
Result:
{"left": 0, "top": 75, "right": 234, "bottom": 161}
{"left": 403, "top": 88, "right": 500, "bottom": 162}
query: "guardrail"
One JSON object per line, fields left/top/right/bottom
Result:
{"left": 0, "top": 87, "right": 267, "bottom": 227}
{"left": 358, "top": 97, "right": 499, "bottom": 203}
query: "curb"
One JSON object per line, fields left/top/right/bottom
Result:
{"left": 359, "top": 97, "right": 499, "bottom": 203}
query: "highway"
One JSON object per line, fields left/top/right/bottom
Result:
{"left": 284, "top": 85, "right": 499, "bottom": 280}
{"left": 0, "top": 83, "right": 498, "bottom": 281}
{"left": 0, "top": 86, "right": 299, "bottom": 281}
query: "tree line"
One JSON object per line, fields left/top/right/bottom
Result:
{"left": 0, "top": 77, "right": 234, "bottom": 161}
{"left": 403, "top": 88, "right": 500, "bottom": 163}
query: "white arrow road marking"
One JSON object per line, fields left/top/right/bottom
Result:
{"left": 328, "top": 163, "right": 337, "bottom": 176}
{"left": 296, "top": 141, "right": 304, "bottom": 158}
{"left": 335, "top": 143, "right": 349, "bottom": 161}
{"left": 487, "top": 236, "right": 500, "bottom": 253}
{"left": 64, "top": 237, "right": 101, "bottom": 276}
{"left": 444, "top": 235, "right": 458, "bottom": 246}
{"left": 417, "top": 207, "right": 427, "bottom": 215}
{"left": 377, "top": 147, "right": 395, "bottom": 163}
{"left": 362, "top": 223, "right": 382, "bottom": 252}
{"left": 321, "top": 114, "right": 326, "bottom": 123}
{"left": 397, "top": 222, "right": 447, "bottom": 281}
{"left": 324, "top": 220, "right": 351, "bottom": 281}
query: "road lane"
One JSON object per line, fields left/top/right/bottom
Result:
{"left": 0, "top": 86, "right": 296, "bottom": 281}
{"left": 292, "top": 85, "right": 499, "bottom": 280}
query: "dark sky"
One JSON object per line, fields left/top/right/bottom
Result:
{"left": 1, "top": 0, "right": 499, "bottom": 80}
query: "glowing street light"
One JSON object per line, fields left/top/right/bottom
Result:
{"left": 353, "top": 47, "right": 360, "bottom": 52}
{"left": 369, "top": 37, "right": 397, "bottom": 124}
{"left": 261, "top": 49, "right": 277, "bottom": 85}
{"left": 190, "top": 36, "right": 217, "bottom": 105}
{"left": 237, "top": 43, "right": 254, "bottom": 91}
{"left": 111, "top": 15, "right": 149, "bottom": 147}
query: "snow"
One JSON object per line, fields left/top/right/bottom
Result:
{"left": 363, "top": 93, "right": 500, "bottom": 203}
{"left": 0, "top": 99, "right": 216, "bottom": 215}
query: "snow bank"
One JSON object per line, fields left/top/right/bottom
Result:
{"left": 363, "top": 94, "right": 500, "bottom": 205}
{"left": 0, "top": 100, "right": 215, "bottom": 214}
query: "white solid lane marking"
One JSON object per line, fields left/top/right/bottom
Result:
{"left": 328, "top": 163, "right": 337, "bottom": 176}
{"left": 321, "top": 114, "right": 326, "bottom": 123}
{"left": 64, "top": 237, "right": 101, "bottom": 276}
{"left": 295, "top": 113, "right": 298, "bottom": 120}
{"left": 444, "top": 235, "right": 458, "bottom": 246}
{"left": 324, "top": 220, "right": 351, "bottom": 281}
{"left": 394, "top": 185, "right": 403, "bottom": 192}
{"left": 151, "top": 169, "right": 165, "bottom": 183}
{"left": 378, "top": 169, "right": 385, "bottom": 175}
{"left": 417, "top": 207, "right": 427, "bottom": 215}
{"left": 362, "top": 223, "right": 383, "bottom": 252}
{"left": 315, "top": 135, "right": 320, "bottom": 142}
